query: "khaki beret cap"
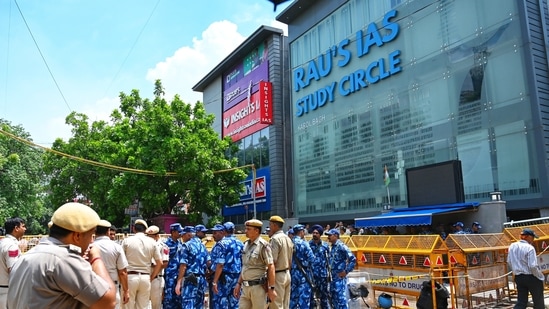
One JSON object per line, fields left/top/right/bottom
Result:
{"left": 134, "top": 219, "right": 148, "bottom": 229}
{"left": 51, "top": 202, "right": 100, "bottom": 233}
{"left": 269, "top": 215, "right": 284, "bottom": 224}
{"left": 246, "top": 219, "right": 263, "bottom": 228}
{"left": 98, "top": 219, "right": 111, "bottom": 228}
{"left": 146, "top": 225, "right": 160, "bottom": 235}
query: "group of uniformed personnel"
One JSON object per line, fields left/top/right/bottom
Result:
{"left": 157, "top": 215, "right": 356, "bottom": 309}
{"left": 236, "top": 216, "right": 357, "bottom": 309}
{"left": 0, "top": 205, "right": 357, "bottom": 309}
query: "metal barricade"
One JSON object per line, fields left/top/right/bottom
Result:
{"left": 445, "top": 233, "right": 511, "bottom": 308}
{"left": 353, "top": 234, "right": 449, "bottom": 307}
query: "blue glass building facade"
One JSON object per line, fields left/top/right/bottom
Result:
{"left": 279, "top": 0, "right": 549, "bottom": 222}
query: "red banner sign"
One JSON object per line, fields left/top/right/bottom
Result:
{"left": 222, "top": 84, "right": 271, "bottom": 141}
{"left": 259, "top": 81, "right": 273, "bottom": 124}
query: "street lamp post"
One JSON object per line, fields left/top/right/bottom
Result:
{"left": 252, "top": 165, "right": 257, "bottom": 219}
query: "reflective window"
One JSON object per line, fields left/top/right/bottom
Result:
{"left": 290, "top": 0, "right": 536, "bottom": 218}
{"left": 233, "top": 127, "right": 270, "bottom": 169}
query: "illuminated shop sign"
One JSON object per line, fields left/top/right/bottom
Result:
{"left": 223, "top": 167, "right": 271, "bottom": 216}
{"left": 293, "top": 9, "right": 402, "bottom": 117}
{"left": 222, "top": 81, "right": 272, "bottom": 141}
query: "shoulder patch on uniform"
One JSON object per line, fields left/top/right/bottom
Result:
{"left": 163, "top": 247, "right": 169, "bottom": 255}
{"left": 68, "top": 244, "right": 82, "bottom": 254}
{"left": 8, "top": 249, "right": 19, "bottom": 257}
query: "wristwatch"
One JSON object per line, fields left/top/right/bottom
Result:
{"left": 269, "top": 286, "right": 275, "bottom": 290}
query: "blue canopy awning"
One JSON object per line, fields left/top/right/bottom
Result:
{"left": 354, "top": 202, "right": 480, "bottom": 227}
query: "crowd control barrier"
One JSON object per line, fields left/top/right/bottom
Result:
{"left": 352, "top": 234, "right": 449, "bottom": 307}
{"left": 444, "top": 233, "right": 511, "bottom": 308}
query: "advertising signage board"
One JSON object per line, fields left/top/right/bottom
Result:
{"left": 222, "top": 81, "right": 272, "bottom": 141}
{"left": 223, "top": 167, "right": 271, "bottom": 216}
{"left": 223, "top": 43, "right": 269, "bottom": 112}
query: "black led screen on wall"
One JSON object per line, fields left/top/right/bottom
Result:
{"left": 405, "top": 160, "right": 465, "bottom": 207}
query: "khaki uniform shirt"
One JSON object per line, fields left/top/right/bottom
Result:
{"left": 7, "top": 237, "right": 110, "bottom": 309}
{"left": 269, "top": 230, "right": 293, "bottom": 271}
{"left": 122, "top": 233, "right": 161, "bottom": 273}
{"left": 241, "top": 237, "right": 273, "bottom": 281}
{"left": 94, "top": 235, "right": 128, "bottom": 282}
{"left": 0, "top": 234, "right": 20, "bottom": 286}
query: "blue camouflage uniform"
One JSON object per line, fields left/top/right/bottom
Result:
{"left": 290, "top": 232, "right": 315, "bottom": 309}
{"left": 164, "top": 225, "right": 183, "bottom": 309}
{"left": 209, "top": 225, "right": 243, "bottom": 309}
{"left": 309, "top": 237, "right": 330, "bottom": 309}
{"left": 179, "top": 231, "right": 210, "bottom": 308}
{"left": 328, "top": 235, "right": 356, "bottom": 309}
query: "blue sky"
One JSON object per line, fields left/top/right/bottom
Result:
{"left": 0, "top": 0, "right": 289, "bottom": 146}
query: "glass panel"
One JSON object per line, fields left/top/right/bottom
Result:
{"left": 495, "top": 121, "right": 529, "bottom": 190}
{"left": 243, "top": 135, "right": 252, "bottom": 166}
{"left": 260, "top": 127, "right": 270, "bottom": 167}
{"left": 290, "top": 0, "right": 535, "bottom": 218}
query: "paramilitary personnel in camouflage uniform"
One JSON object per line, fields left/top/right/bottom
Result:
{"left": 289, "top": 224, "right": 315, "bottom": 309}
{"left": 308, "top": 224, "right": 330, "bottom": 309}
{"left": 326, "top": 228, "right": 356, "bottom": 309}
{"left": 163, "top": 223, "right": 183, "bottom": 309}
{"left": 175, "top": 226, "right": 209, "bottom": 308}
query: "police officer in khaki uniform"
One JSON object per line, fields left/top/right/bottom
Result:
{"left": 233, "top": 219, "right": 277, "bottom": 309}
{"left": 146, "top": 225, "right": 169, "bottom": 309}
{"left": 8, "top": 202, "right": 116, "bottom": 309}
{"left": 268, "top": 215, "right": 293, "bottom": 309}
{"left": 122, "top": 219, "right": 162, "bottom": 309}
{"left": 94, "top": 219, "right": 129, "bottom": 309}
{"left": 0, "top": 217, "right": 26, "bottom": 309}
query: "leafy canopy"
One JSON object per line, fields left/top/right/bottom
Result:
{"left": 44, "top": 80, "right": 246, "bottom": 227}
{"left": 0, "top": 120, "right": 50, "bottom": 234}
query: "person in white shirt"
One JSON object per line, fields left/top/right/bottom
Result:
{"left": 94, "top": 220, "right": 129, "bottom": 309}
{"left": 0, "top": 217, "right": 26, "bottom": 309}
{"left": 507, "top": 228, "right": 544, "bottom": 309}
{"left": 145, "top": 225, "right": 168, "bottom": 309}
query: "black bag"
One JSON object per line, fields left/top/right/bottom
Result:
{"left": 416, "top": 281, "right": 449, "bottom": 309}
{"left": 185, "top": 273, "right": 198, "bottom": 286}
{"left": 348, "top": 283, "right": 369, "bottom": 299}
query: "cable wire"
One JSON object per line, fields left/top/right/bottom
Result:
{"left": 13, "top": 0, "right": 72, "bottom": 113}
{"left": 102, "top": 0, "right": 161, "bottom": 97}
{"left": 0, "top": 127, "right": 253, "bottom": 177}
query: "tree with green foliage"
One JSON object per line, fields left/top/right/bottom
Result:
{"left": 0, "top": 120, "right": 51, "bottom": 234}
{"left": 43, "top": 80, "right": 246, "bottom": 228}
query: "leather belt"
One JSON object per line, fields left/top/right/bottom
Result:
{"left": 153, "top": 275, "right": 164, "bottom": 279}
{"left": 275, "top": 269, "right": 288, "bottom": 273}
{"left": 127, "top": 271, "right": 149, "bottom": 275}
{"left": 0, "top": 285, "right": 7, "bottom": 288}
{"left": 242, "top": 278, "right": 265, "bottom": 286}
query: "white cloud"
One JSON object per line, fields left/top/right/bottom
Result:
{"left": 270, "top": 20, "right": 288, "bottom": 36}
{"left": 83, "top": 96, "right": 120, "bottom": 123}
{"left": 146, "top": 20, "right": 246, "bottom": 104}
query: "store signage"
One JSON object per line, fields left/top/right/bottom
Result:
{"left": 293, "top": 9, "right": 402, "bottom": 117}
{"left": 223, "top": 44, "right": 269, "bottom": 112}
{"left": 260, "top": 81, "right": 273, "bottom": 124}
{"left": 223, "top": 167, "right": 271, "bottom": 216}
{"left": 222, "top": 85, "right": 270, "bottom": 141}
